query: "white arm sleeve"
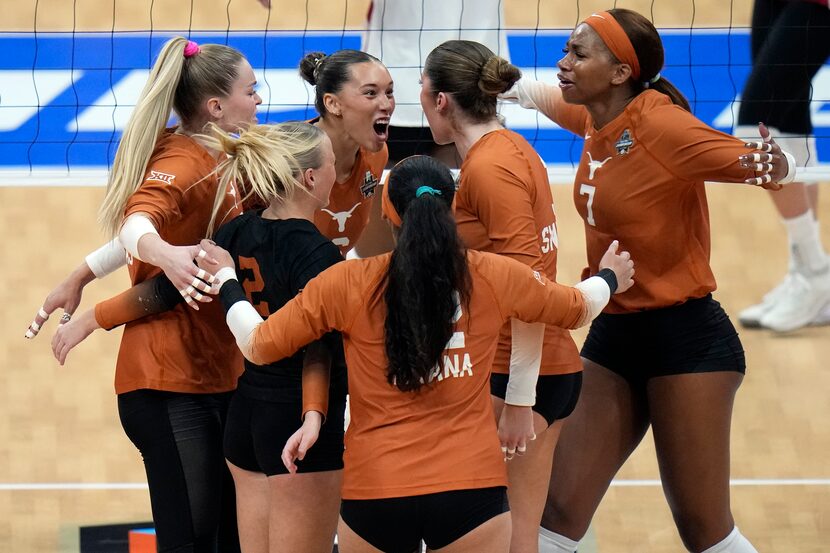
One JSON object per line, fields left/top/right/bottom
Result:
{"left": 500, "top": 76, "right": 551, "bottom": 111}
{"left": 84, "top": 238, "right": 127, "bottom": 278}
{"left": 574, "top": 276, "right": 612, "bottom": 326}
{"left": 505, "top": 319, "right": 544, "bottom": 406}
{"left": 119, "top": 213, "right": 159, "bottom": 261}
{"left": 226, "top": 300, "right": 265, "bottom": 362}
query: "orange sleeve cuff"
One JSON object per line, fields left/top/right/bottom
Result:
{"left": 302, "top": 361, "right": 330, "bottom": 421}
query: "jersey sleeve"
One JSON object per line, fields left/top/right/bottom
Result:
{"left": 94, "top": 275, "right": 182, "bottom": 330}
{"left": 481, "top": 255, "right": 588, "bottom": 329}
{"left": 248, "top": 262, "right": 357, "bottom": 366}
{"left": 462, "top": 156, "right": 544, "bottom": 269}
{"left": 123, "top": 151, "right": 205, "bottom": 231}
{"left": 636, "top": 104, "right": 760, "bottom": 184}
{"left": 503, "top": 77, "right": 591, "bottom": 136}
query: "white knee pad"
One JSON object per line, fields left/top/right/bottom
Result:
{"left": 538, "top": 526, "right": 579, "bottom": 553}
{"left": 733, "top": 124, "right": 818, "bottom": 168}
{"left": 700, "top": 526, "right": 759, "bottom": 553}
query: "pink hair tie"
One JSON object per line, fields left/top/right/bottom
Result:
{"left": 183, "top": 40, "right": 201, "bottom": 58}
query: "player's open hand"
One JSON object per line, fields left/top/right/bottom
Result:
{"left": 739, "top": 122, "right": 790, "bottom": 190}
{"left": 51, "top": 309, "right": 100, "bottom": 365}
{"left": 281, "top": 411, "right": 323, "bottom": 474}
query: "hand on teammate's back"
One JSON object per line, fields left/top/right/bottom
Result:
{"left": 599, "top": 240, "right": 635, "bottom": 294}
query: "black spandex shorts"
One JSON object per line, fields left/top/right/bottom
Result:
{"left": 490, "top": 372, "right": 582, "bottom": 426}
{"left": 340, "top": 486, "right": 508, "bottom": 553}
{"left": 223, "top": 372, "right": 346, "bottom": 476}
{"left": 581, "top": 294, "right": 746, "bottom": 386}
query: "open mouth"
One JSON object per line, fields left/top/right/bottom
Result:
{"left": 373, "top": 118, "right": 390, "bottom": 140}
{"left": 557, "top": 74, "right": 574, "bottom": 87}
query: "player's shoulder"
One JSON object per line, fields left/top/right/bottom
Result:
{"left": 144, "top": 130, "right": 216, "bottom": 187}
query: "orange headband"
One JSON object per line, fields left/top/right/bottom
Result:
{"left": 380, "top": 170, "right": 403, "bottom": 227}
{"left": 583, "top": 11, "right": 641, "bottom": 80}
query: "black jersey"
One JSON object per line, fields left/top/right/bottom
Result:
{"left": 214, "top": 211, "right": 347, "bottom": 396}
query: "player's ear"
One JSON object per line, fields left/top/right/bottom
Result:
{"left": 610, "top": 63, "right": 633, "bottom": 86}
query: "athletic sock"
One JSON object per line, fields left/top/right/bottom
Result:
{"left": 700, "top": 526, "right": 759, "bottom": 553}
{"left": 538, "top": 526, "right": 578, "bottom": 553}
{"left": 785, "top": 210, "right": 829, "bottom": 275}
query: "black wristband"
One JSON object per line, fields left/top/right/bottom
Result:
{"left": 596, "top": 268, "right": 618, "bottom": 295}
{"left": 219, "top": 279, "right": 249, "bottom": 312}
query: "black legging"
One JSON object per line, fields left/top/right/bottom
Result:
{"left": 118, "top": 389, "right": 240, "bottom": 553}
{"left": 738, "top": 0, "right": 830, "bottom": 141}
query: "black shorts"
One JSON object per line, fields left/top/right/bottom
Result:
{"left": 581, "top": 294, "right": 746, "bottom": 386}
{"left": 490, "top": 372, "right": 582, "bottom": 426}
{"left": 340, "top": 487, "right": 508, "bottom": 553}
{"left": 223, "top": 372, "right": 346, "bottom": 476}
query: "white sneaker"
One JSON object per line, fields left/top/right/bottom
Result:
{"left": 759, "top": 270, "right": 830, "bottom": 332}
{"left": 738, "top": 274, "right": 796, "bottom": 328}
{"left": 810, "top": 301, "right": 830, "bottom": 326}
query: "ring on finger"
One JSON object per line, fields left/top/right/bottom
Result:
{"left": 60, "top": 313, "right": 72, "bottom": 322}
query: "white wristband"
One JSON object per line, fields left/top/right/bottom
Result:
{"left": 779, "top": 150, "right": 797, "bottom": 185}
{"left": 214, "top": 266, "right": 239, "bottom": 287}
{"left": 119, "top": 214, "right": 159, "bottom": 261}
{"left": 85, "top": 238, "right": 127, "bottom": 278}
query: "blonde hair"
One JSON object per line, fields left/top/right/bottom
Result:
{"left": 197, "top": 122, "right": 328, "bottom": 237}
{"left": 98, "top": 37, "right": 245, "bottom": 236}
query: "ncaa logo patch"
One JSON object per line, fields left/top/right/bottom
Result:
{"left": 615, "top": 129, "right": 634, "bottom": 155}
{"left": 360, "top": 171, "right": 379, "bottom": 198}
{"left": 147, "top": 170, "right": 175, "bottom": 185}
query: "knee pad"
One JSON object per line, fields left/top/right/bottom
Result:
{"left": 700, "top": 526, "right": 759, "bottom": 553}
{"left": 538, "top": 526, "right": 578, "bottom": 553}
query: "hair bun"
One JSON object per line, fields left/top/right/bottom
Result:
{"left": 479, "top": 56, "right": 521, "bottom": 96}
{"left": 299, "top": 52, "right": 327, "bottom": 86}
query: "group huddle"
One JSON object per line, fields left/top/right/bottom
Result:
{"left": 28, "top": 8, "right": 794, "bottom": 553}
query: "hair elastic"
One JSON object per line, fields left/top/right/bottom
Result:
{"left": 183, "top": 40, "right": 201, "bottom": 58}
{"left": 644, "top": 72, "right": 661, "bottom": 89}
{"left": 415, "top": 186, "right": 441, "bottom": 197}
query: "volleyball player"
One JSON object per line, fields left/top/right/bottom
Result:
{"left": 735, "top": 0, "right": 830, "bottom": 332}
{"left": 362, "top": 0, "right": 508, "bottom": 167}
{"left": 502, "top": 9, "right": 795, "bottom": 552}
{"left": 197, "top": 154, "right": 635, "bottom": 553}
{"left": 299, "top": 50, "right": 395, "bottom": 256}
{"left": 33, "top": 37, "right": 266, "bottom": 553}
{"left": 419, "top": 40, "right": 582, "bottom": 553}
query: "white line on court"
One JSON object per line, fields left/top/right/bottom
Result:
{"left": 1, "top": 478, "right": 829, "bottom": 491}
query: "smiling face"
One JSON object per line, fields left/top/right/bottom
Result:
{"left": 327, "top": 61, "right": 395, "bottom": 152}
{"left": 213, "top": 58, "right": 262, "bottom": 131}
{"left": 556, "top": 24, "right": 619, "bottom": 106}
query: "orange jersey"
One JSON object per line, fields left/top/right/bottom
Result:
{"left": 313, "top": 144, "right": 388, "bottom": 254}
{"left": 522, "top": 87, "right": 761, "bottom": 312}
{"left": 456, "top": 129, "right": 580, "bottom": 375}
{"left": 112, "top": 130, "right": 244, "bottom": 394}
{"left": 244, "top": 250, "right": 587, "bottom": 499}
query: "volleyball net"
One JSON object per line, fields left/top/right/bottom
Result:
{"left": 2, "top": 0, "right": 829, "bottom": 185}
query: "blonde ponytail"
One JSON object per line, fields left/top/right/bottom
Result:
{"left": 198, "top": 122, "right": 327, "bottom": 237}
{"left": 98, "top": 37, "right": 188, "bottom": 237}
{"left": 98, "top": 38, "right": 246, "bottom": 237}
